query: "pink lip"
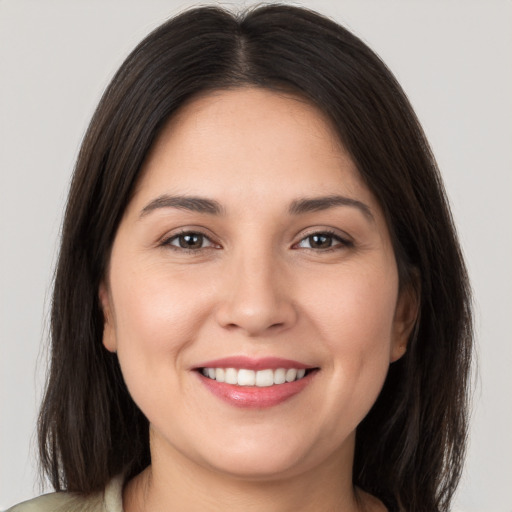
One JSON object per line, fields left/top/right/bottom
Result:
{"left": 193, "top": 356, "right": 318, "bottom": 409}
{"left": 194, "top": 356, "right": 313, "bottom": 371}
{"left": 198, "top": 373, "right": 315, "bottom": 408}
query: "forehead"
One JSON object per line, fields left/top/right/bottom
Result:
{"left": 131, "top": 87, "right": 376, "bottom": 213}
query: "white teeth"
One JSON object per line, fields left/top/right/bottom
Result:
{"left": 285, "top": 368, "right": 297, "bottom": 382}
{"left": 215, "top": 368, "right": 225, "bottom": 383}
{"left": 273, "top": 368, "right": 286, "bottom": 385}
{"left": 255, "top": 369, "right": 274, "bottom": 387}
{"left": 238, "top": 369, "right": 255, "bottom": 386}
{"left": 201, "top": 367, "right": 310, "bottom": 386}
{"left": 225, "top": 368, "right": 237, "bottom": 385}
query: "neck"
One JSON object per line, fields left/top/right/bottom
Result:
{"left": 123, "top": 428, "right": 378, "bottom": 512}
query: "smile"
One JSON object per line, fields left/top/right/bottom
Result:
{"left": 195, "top": 357, "right": 318, "bottom": 408}
{"left": 201, "top": 367, "right": 308, "bottom": 387}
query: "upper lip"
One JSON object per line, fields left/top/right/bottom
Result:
{"left": 193, "top": 356, "right": 315, "bottom": 371}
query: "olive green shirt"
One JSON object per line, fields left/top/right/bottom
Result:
{"left": 6, "top": 476, "right": 123, "bottom": 512}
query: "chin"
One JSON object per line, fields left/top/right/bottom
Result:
{"left": 204, "top": 449, "right": 309, "bottom": 481}
{"left": 193, "top": 427, "right": 343, "bottom": 482}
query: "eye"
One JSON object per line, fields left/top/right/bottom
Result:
{"left": 164, "top": 231, "right": 217, "bottom": 251}
{"left": 295, "top": 231, "right": 351, "bottom": 250}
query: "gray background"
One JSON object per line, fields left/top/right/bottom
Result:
{"left": 1, "top": 1, "right": 511, "bottom": 510}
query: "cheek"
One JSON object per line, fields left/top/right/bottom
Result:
{"left": 307, "top": 264, "right": 398, "bottom": 348}
{"left": 109, "top": 263, "right": 212, "bottom": 395}
{"left": 303, "top": 265, "right": 398, "bottom": 412}
{"left": 113, "top": 262, "right": 207, "bottom": 344}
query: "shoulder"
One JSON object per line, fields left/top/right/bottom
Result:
{"left": 6, "top": 476, "right": 124, "bottom": 512}
{"left": 6, "top": 491, "right": 103, "bottom": 512}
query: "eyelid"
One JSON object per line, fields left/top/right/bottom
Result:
{"left": 292, "top": 227, "right": 354, "bottom": 250}
{"left": 159, "top": 227, "right": 222, "bottom": 251}
{"left": 156, "top": 226, "right": 353, "bottom": 252}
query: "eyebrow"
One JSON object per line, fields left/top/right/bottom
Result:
{"left": 139, "top": 195, "right": 225, "bottom": 218}
{"left": 139, "top": 193, "right": 373, "bottom": 221}
{"left": 289, "top": 195, "right": 374, "bottom": 221}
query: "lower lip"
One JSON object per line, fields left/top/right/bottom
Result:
{"left": 198, "top": 371, "right": 316, "bottom": 408}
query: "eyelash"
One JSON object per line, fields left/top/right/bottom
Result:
{"left": 161, "top": 230, "right": 220, "bottom": 253}
{"left": 161, "top": 229, "right": 353, "bottom": 254}
{"left": 293, "top": 229, "right": 353, "bottom": 252}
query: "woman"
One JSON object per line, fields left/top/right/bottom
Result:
{"left": 9, "top": 4, "right": 472, "bottom": 512}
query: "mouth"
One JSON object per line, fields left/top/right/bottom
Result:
{"left": 199, "top": 367, "right": 313, "bottom": 387}
{"left": 194, "top": 357, "right": 319, "bottom": 408}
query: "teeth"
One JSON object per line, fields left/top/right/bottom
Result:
{"left": 215, "top": 368, "right": 225, "bottom": 383}
{"left": 201, "top": 367, "right": 309, "bottom": 386}
{"left": 285, "top": 368, "right": 297, "bottom": 382}
{"left": 255, "top": 369, "right": 274, "bottom": 387}
{"left": 238, "top": 369, "right": 256, "bottom": 386}
{"left": 274, "top": 368, "right": 286, "bottom": 384}
{"left": 225, "top": 368, "right": 237, "bottom": 385}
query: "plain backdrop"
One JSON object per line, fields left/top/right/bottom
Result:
{"left": 1, "top": 1, "right": 511, "bottom": 510}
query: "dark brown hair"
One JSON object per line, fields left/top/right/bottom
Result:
{"left": 38, "top": 5, "right": 473, "bottom": 512}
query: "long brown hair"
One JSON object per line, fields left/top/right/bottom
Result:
{"left": 38, "top": 5, "right": 473, "bottom": 511}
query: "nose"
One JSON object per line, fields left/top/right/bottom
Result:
{"left": 215, "top": 249, "right": 298, "bottom": 337}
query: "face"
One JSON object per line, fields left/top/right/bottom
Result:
{"left": 100, "top": 88, "right": 415, "bottom": 481}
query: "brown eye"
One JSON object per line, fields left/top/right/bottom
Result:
{"left": 296, "top": 231, "right": 351, "bottom": 251}
{"left": 307, "top": 234, "right": 334, "bottom": 249}
{"left": 180, "top": 233, "right": 203, "bottom": 249}
{"left": 167, "top": 232, "right": 214, "bottom": 250}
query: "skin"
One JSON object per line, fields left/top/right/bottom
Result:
{"left": 100, "top": 88, "right": 417, "bottom": 512}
